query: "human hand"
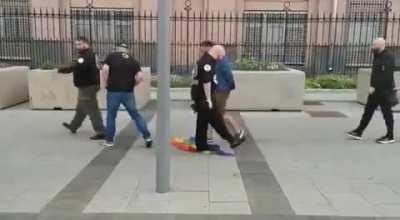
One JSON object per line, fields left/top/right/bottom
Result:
{"left": 206, "top": 99, "right": 213, "bottom": 109}
{"left": 369, "top": 87, "right": 375, "bottom": 94}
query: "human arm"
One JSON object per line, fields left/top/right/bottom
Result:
{"left": 133, "top": 60, "right": 143, "bottom": 86}
{"left": 203, "top": 82, "right": 213, "bottom": 109}
{"left": 371, "top": 53, "right": 396, "bottom": 92}
{"left": 383, "top": 53, "right": 396, "bottom": 91}
{"left": 100, "top": 64, "right": 110, "bottom": 90}
{"left": 218, "top": 58, "right": 235, "bottom": 90}
{"left": 135, "top": 71, "right": 144, "bottom": 86}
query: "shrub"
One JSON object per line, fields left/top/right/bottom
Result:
{"left": 305, "top": 80, "right": 322, "bottom": 89}
{"left": 234, "top": 58, "right": 287, "bottom": 71}
{"left": 151, "top": 74, "right": 191, "bottom": 88}
{"left": 0, "top": 63, "right": 12, "bottom": 68}
{"left": 306, "top": 75, "right": 356, "bottom": 89}
{"left": 40, "top": 62, "right": 57, "bottom": 70}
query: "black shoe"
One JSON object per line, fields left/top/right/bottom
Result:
{"left": 90, "top": 134, "right": 106, "bottom": 140}
{"left": 62, "top": 122, "right": 76, "bottom": 134}
{"left": 346, "top": 130, "right": 362, "bottom": 140}
{"left": 376, "top": 135, "right": 395, "bottom": 144}
{"left": 145, "top": 138, "right": 153, "bottom": 148}
{"left": 230, "top": 137, "right": 245, "bottom": 149}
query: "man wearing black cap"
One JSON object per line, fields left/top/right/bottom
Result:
{"left": 100, "top": 43, "right": 152, "bottom": 148}
{"left": 58, "top": 37, "right": 105, "bottom": 140}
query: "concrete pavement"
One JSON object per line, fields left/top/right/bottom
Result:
{"left": 1, "top": 100, "right": 400, "bottom": 219}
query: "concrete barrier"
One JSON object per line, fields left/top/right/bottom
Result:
{"left": 357, "top": 68, "right": 400, "bottom": 110}
{"left": 28, "top": 67, "right": 151, "bottom": 110}
{"left": 0, "top": 66, "right": 29, "bottom": 109}
{"left": 226, "top": 68, "right": 305, "bottom": 111}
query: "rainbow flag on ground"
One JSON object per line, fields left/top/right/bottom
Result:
{"left": 171, "top": 137, "right": 234, "bottom": 156}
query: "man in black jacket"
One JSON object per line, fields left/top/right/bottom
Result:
{"left": 58, "top": 37, "right": 105, "bottom": 140}
{"left": 347, "top": 38, "right": 396, "bottom": 144}
{"left": 192, "top": 45, "right": 244, "bottom": 152}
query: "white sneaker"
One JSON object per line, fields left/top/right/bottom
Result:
{"left": 376, "top": 136, "right": 395, "bottom": 144}
{"left": 101, "top": 141, "right": 114, "bottom": 148}
{"left": 238, "top": 129, "right": 246, "bottom": 140}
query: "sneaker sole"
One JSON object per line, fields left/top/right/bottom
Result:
{"left": 377, "top": 140, "right": 395, "bottom": 144}
{"left": 346, "top": 133, "right": 362, "bottom": 140}
{"left": 100, "top": 143, "right": 114, "bottom": 148}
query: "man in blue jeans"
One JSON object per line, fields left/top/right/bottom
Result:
{"left": 100, "top": 43, "right": 152, "bottom": 148}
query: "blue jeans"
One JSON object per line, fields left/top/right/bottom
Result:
{"left": 106, "top": 92, "right": 151, "bottom": 142}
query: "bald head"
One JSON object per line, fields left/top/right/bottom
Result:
{"left": 208, "top": 45, "right": 226, "bottom": 60}
{"left": 372, "top": 37, "right": 386, "bottom": 54}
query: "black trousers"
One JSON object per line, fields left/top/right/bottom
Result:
{"left": 195, "top": 101, "right": 234, "bottom": 151}
{"left": 356, "top": 93, "right": 394, "bottom": 137}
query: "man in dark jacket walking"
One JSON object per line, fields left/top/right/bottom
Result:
{"left": 347, "top": 38, "right": 396, "bottom": 144}
{"left": 58, "top": 37, "right": 105, "bottom": 140}
{"left": 192, "top": 45, "right": 244, "bottom": 152}
{"left": 199, "top": 41, "right": 245, "bottom": 140}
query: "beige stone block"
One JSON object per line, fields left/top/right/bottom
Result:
{"left": 227, "top": 69, "right": 305, "bottom": 111}
{"left": 29, "top": 68, "right": 151, "bottom": 110}
{"left": 0, "top": 66, "right": 29, "bottom": 109}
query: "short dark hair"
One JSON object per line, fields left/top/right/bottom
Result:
{"left": 200, "top": 40, "right": 216, "bottom": 47}
{"left": 76, "top": 36, "right": 90, "bottom": 44}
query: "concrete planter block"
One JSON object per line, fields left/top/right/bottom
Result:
{"left": 0, "top": 66, "right": 29, "bottom": 109}
{"left": 227, "top": 68, "right": 305, "bottom": 111}
{"left": 357, "top": 68, "right": 400, "bottom": 110}
{"left": 29, "top": 67, "right": 151, "bottom": 110}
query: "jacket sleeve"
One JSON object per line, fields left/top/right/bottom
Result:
{"left": 225, "top": 62, "right": 235, "bottom": 89}
{"left": 383, "top": 53, "right": 396, "bottom": 91}
{"left": 216, "top": 60, "right": 235, "bottom": 90}
{"left": 87, "top": 52, "right": 98, "bottom": 72}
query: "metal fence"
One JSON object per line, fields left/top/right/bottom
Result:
{"left": 1, "top": 7, "right": 400, "bottom": 76}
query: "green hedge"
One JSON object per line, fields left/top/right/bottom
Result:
{"left": 306, "top": 75, "right": 356, "bottom": 89}
{"left": 233, "top": 59, "right": 287, "bottom": 71}
{"left": 151, "top": 75, "right": 192, "bottom": 88}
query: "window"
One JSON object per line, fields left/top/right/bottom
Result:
{"left": 0, "top": 0, "right": 30, "bottom": 60}
{"left": 346, "top": 0, "right": 386, "bottom": 65}
{"left": 71, "top": 8, "right": 133, "bottom": 42}
{"left": 347, "top": 0, "right": 386, "bottom": 14}
{"left": 0, "top": 0, "right": 30, "bottom": 40}
{"left": 243, "top": 11, "right": 307, "bottom": 65}
{"left": 70, "top": 8, "right": 134, "bottom": 60}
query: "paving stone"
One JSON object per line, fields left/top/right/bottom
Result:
{"left": 209, "top": 202, "right": 251, "bottom": 215}
{"left": 172, "top": 173, "right": 209, "bottom": 192}
{"left": 291, "top": 203, "right": 338, "bottom": 216}
{"left": 168, "top": 200, "right": 209, "bottom": 214}
{"left": 125, "top": 200, "right": 169, "bottom": 214}
{"left": 351, "top": 183, "right": 400, "bottom": 205}
{"left": 328, "top": 193, "right": 381, "bottom": 217}
{"left": 374, "top": 204, "right": 400, "bottom": 217}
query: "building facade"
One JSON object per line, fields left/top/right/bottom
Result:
{"left": 1, "top": 0, "right": 400, "bottom": 74}
{"left": 25, "top": 0, "right": 400, "bottom": 15}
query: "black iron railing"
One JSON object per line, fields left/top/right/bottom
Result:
{"left": 1, "top": 7, "right": 400, "bottom": 76}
